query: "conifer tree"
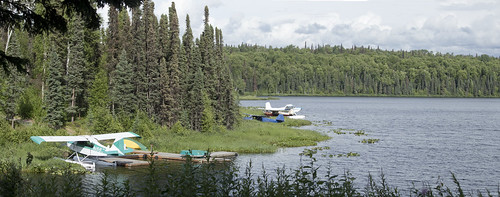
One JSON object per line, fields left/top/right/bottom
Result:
{"left": 215, "top": 28, "right": 238, "bottom": 129}
{"left": 81, "top": 21, "right": 103, "bottom": 117}
{"left": 106, "top": 5, "right": 121, "bottom": 114}
{"left": 130, "top": 7, "right": 147, "bottom": 111}
{"left": 45, "top": 49, "right": 66, "bottom": 129}
{"left": 66, "top": 14, "right": 86, "bottom": 122}
{"left": 32, "top": 33, "right": 48, "bottom": 101}
{"left": 1, "top": 31, "right": 26, "bottom": 128}
{"left": 88, "top": 66, "right": 122, "bottom": 134}
{"left": 106, "top": 5, "right": 120, "bottom": 73}
{"left": 179, "top": 14, "right": 195, "bottom": 127}
{"left": 112, "top": 49, "right": 136, "bottom": 116}
{"left": 201, "top": 91, "right": 215, "bottom": 133}
{"left": 200, "top": 7, "right": 216, "bottom": 97}
{"left": 187, "top": 66, "right": 205, "bottom": 131}
{"left": 158, "top": 57, "right": 170, "bottom": 125}
{"left": 118, "top": 9, "right": 131, "bottom": 53}
{"left": 159, "top": 14, "right": 169, "bottom": 60}
{"left": 163, "top": 2, "right": 181, "bottom": 127}
{"left": 143, "top": 0, "right": 160, "bottom": 118}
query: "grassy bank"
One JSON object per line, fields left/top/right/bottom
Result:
{"left": 143, "top": 118, "right": 327, "bottom": 153}
{"left": 0, "top": 107, "right": 327, "bottom": 171}
{"left": 141, "top": 107, "right": 325, "bottom": 153}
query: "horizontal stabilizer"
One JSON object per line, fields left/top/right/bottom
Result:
{"left": 92, "top": 132, "right": 140, "bottom": 141}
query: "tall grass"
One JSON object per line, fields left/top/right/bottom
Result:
{"left": 142, "top": 119, "right": 328, "bottom": 153}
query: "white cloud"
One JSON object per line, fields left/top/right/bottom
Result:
{"left": 440, "top": 0, "right": 496, "bottom": 7}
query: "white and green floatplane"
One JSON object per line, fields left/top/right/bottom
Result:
{"left": 31, "top": 132, "right": 147, "bottom": 171}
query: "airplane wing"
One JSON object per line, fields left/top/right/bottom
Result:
{"left": 92, "top": 132, "right": 140, "bottom": 141}
{"left": 31, "top": 132, "right": 140, "bottom": 144}
{"left": 30, "top": 136, "right": 89, "bottom": 144}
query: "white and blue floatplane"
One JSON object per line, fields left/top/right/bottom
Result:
{"left": 263, "top": 102, "right": 305, "bottom": 119}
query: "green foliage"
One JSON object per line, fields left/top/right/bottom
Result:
{"left": 45, "top": 50, "right": 66, "bottom": 130}
{"left": 361, "top": 139, "right": 380, "bottom": 144}
{"left": 142, "top": 116, "right": 328, "bottom": 153}
{"left": 88, "top": 106, "right": 122, "bottom": 134}
{"left": 130, "top": 110, "right": 154, "bottom": 138}
{"left": 332, "top": 129, "right": 347, "bottom": 135}
{"left": 336, "top": 152, "right": 361, "bottom": 157}
{"left": 17, "top": 86, "right": 45, "bottom": 121}
{"left": 201, "top": 92, "right": 216, "bottom": 133}
{"left": 111, "top": 49, "right": 136, "bottom": 116}
{"left": 67, "top": 14, "right": 87, "bottom": 122}
{"left": 89, "top": 66, "right": 110, "bottom": 110}
{"left": 353, "top": 130, "right": 367, "bottom": 136}
{"left": 227, "top": 44, "right": 500, "bottom": 97}
{"left": 1, "top": 31, "right": 27, "bottom": 125}
{"left": 170, "top": 121, "right": 190, "bottom": 136}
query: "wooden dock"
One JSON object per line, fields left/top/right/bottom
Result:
{"left": 98, "top": 150, "right": 238, "bottom": 167}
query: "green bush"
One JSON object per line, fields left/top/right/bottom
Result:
{"left": 88, "top": 107, "right": 123, "bottom": 134}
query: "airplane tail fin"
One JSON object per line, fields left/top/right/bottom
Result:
{"left": 265, "top": 102, "right": 272, "bottom": 110}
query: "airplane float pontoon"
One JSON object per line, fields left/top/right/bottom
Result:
{"left": 244, "top": 114, "right": 285, "bottom": 123}
{"left": 263, "top": 102, "right": 305, "bottom": 119}
{"left": 31, "top": 132, "right": 147, "bottom": 171}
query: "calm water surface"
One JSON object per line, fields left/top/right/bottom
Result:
{"left": 238, "top": 97, "right": 500, "bottom": 192}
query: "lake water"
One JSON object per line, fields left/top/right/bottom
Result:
{"left": 238, "top": 97, "right": 500, "bottom": 193}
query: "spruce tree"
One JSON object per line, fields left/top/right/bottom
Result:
{"left": 164, "top": 2, "right": 181, "bottom": 127}
{"left": 187, "top": 66, "right": 205, "bottom": 131}
{"left": 118, "top": 9, "right": 131, "bottom": 53}
{"left": 158, "top": 57, "right": 170, "bottom": 125}
{"left": 82, "top": 21, "right": 103, "bottom": 118}
{"left": 159, "top": 14, "right": 169, "bottom": 60}
{"left": 215, "top": 28, "right": 238, "bottom": 129}
{"left": 88, "top": 65, "right": 122, "bottom": 134}
{"left": 106, "top": 5, "right": 120, "bottom": 74}
{"left": 143, "top": 0, "right": 160, "bottom": 119}
{"left": 112, "top": 49, "right": 136, "bottom": 116}
{"left": 66, "top": 14, "right": 86, "bottom": 122}
{"left": 1, "top": 31, "right": 26, "bottom": 128}
{"left": 45, "top": 49, "right": 66, "bottom": 130}
{"left": 179, "top": 14, "right": 195, "bottom": 127}
{"left": 201, "top": 90, "right": 215, "bottom": 133}
{"left": 130, "top": 7, "right": 147, "bottom": 111}
{"left": 200, "top": 7, "right": 216, "bottom": 97}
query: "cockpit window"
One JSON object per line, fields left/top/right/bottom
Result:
{"left": 76, "top": 141, "right": 94, "bottom": 148}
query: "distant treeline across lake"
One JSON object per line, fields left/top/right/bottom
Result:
{"left": 227, "top": 44, "right": 500, "bottom": 97}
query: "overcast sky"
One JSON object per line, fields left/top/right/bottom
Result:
{"left": 99, "top": 0, "right": 500, "bottom": 56}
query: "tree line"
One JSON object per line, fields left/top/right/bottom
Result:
{"left": 227, "top": 44, "right": 500, "bottom": 97}
{"left": 0, "top": 1, "right": 238, "bottom": 133}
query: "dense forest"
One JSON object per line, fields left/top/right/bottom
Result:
{"left": 227, "top": 44, "right": 500, "bottom": 97}
{"left": 0, "top": 1, "right": 237, "bottom": 133}
{"left": 2, "top": 0, "right": 500, "bottom": 136}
